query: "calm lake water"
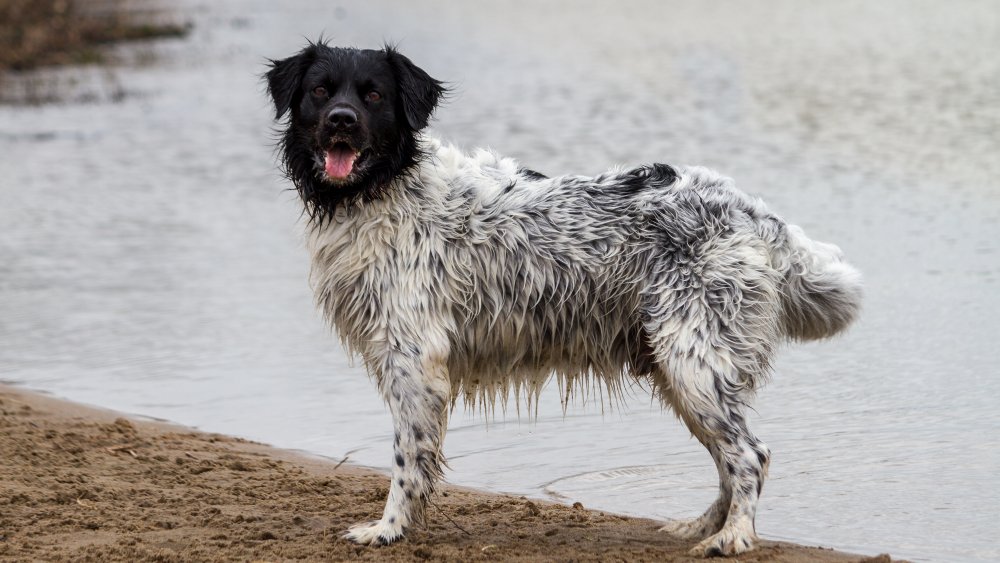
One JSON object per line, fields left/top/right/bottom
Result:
{"left": 2, "top": 1, "right": 998, "bottom": 561}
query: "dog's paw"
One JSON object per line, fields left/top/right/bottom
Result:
{"left": 343, "top": 518, "right": 404, "bottom": 546}
{"left": 687, "top": 524, "right": 756, "bottom": 557}
{"left": 659, "top": 516, "right": 718, "bottom": 540}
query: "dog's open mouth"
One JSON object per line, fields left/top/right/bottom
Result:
{"left": 324, "top": 142, "right": 362, "bottom": 181}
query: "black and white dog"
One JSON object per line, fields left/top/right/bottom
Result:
{"left": 265, "top": 42, "right": 862, "bottom": 557}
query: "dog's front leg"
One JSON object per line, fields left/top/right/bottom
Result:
{"left": 345, "top": 346, "right": 451, "bottom": 546}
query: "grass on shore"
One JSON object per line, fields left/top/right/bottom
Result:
{"left": 0, "top": 0, "right": 188, "bottom": 71}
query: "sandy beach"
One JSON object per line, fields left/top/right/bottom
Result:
{"left": 0, "top": 384, "right": 893, "bottom": 562}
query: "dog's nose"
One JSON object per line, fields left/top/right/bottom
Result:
{"left": 327, "top": 107, "right": 358, "bottom": 129}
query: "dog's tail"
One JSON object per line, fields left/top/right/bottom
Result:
{"left": 776, "top": 225, "right": 863, "bottom": 341}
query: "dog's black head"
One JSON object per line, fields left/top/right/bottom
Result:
{"left": 266, "top": 42, "right": 445, "bottom": 219}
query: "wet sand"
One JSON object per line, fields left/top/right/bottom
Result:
{"left": 0, "top": 384, "right": 892, "bottom": 562}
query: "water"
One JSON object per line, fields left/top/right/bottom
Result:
{"left": 2, "top": 1, "right": 999, "bottom": 560}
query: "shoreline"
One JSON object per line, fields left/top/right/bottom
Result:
{"left": 0, "top": 383, "right": 893, "bottom": 562}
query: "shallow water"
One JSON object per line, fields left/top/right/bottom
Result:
{"left": 2, "top": 1, "right": 998, "bottom": 561}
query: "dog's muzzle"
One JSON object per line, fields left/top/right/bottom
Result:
{"left": 320, "top": 106, "right": 366, "bottom": 182}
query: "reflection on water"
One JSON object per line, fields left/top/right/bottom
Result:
{"left": 1, "top": 1, "right": 998, "bottom": 561}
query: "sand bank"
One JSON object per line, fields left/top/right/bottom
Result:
{"left": 0, "top": 384, "right": 895, "bottom": 562}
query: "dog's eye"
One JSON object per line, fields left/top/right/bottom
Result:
{"left": 366, "top": 90, "right": 382, "bottom": 103}
{"left": 312, "top": 86, "right": 328, "bottom": 98}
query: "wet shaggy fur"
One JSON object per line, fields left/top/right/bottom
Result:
{"left": 266, "top": 42, "right": 863, "bottom": 557}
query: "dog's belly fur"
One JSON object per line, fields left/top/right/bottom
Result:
{"left": 451, "top": 284, "right": 649, "bottom": 403}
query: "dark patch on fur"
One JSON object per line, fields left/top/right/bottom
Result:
{"left": 618, "top": 163, "right": 678, "bottom": 194}
{"left": 518, "top": 167, "right": 548, "bottom": 180}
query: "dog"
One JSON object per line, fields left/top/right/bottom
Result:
{"left": 265, "top": 41, "right": 862, "bottom": 557}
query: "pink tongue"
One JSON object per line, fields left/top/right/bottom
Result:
{"left": 324, "top": 147, "right": 358, "bottom": 179}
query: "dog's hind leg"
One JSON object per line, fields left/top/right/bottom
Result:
{"left": 643, "top": 229, "right": 781, "bottom": 554}
{"left": 654, "top": 346, "right": 771, "bottom": 557}
{"left": 692, "top": 413, "right": 770, "bottom": 558}
{"left": 658, "top": 441, "right": 731, "bottom": 540}
{"left": 344, "top": 348, "right": 451, "bottom": 546}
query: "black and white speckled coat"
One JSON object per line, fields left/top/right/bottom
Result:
{"left": 307, "top": 138, "right": 862, "bottom": 554}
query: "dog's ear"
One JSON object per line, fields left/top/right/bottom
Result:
{"left": 265, "top": 46, "right": 316, "bottom": 120}
{"left": 385, "top": 47, "right": 445, "bottom": 130}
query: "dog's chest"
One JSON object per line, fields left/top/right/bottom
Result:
{"left": 306, "top": 207, "right": 445, "bottom": 350}
{"left": 307, "top": 212, "right": 396, "bottom": 339}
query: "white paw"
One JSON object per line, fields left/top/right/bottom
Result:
{"left": 659, "top": 515, "right": 718, "bottom": 540}
{"left": 688, "top": 523, "right": 756, "bottom": 557}
{"left": 343, "top": 518, "right": 404, "bottom": 546}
